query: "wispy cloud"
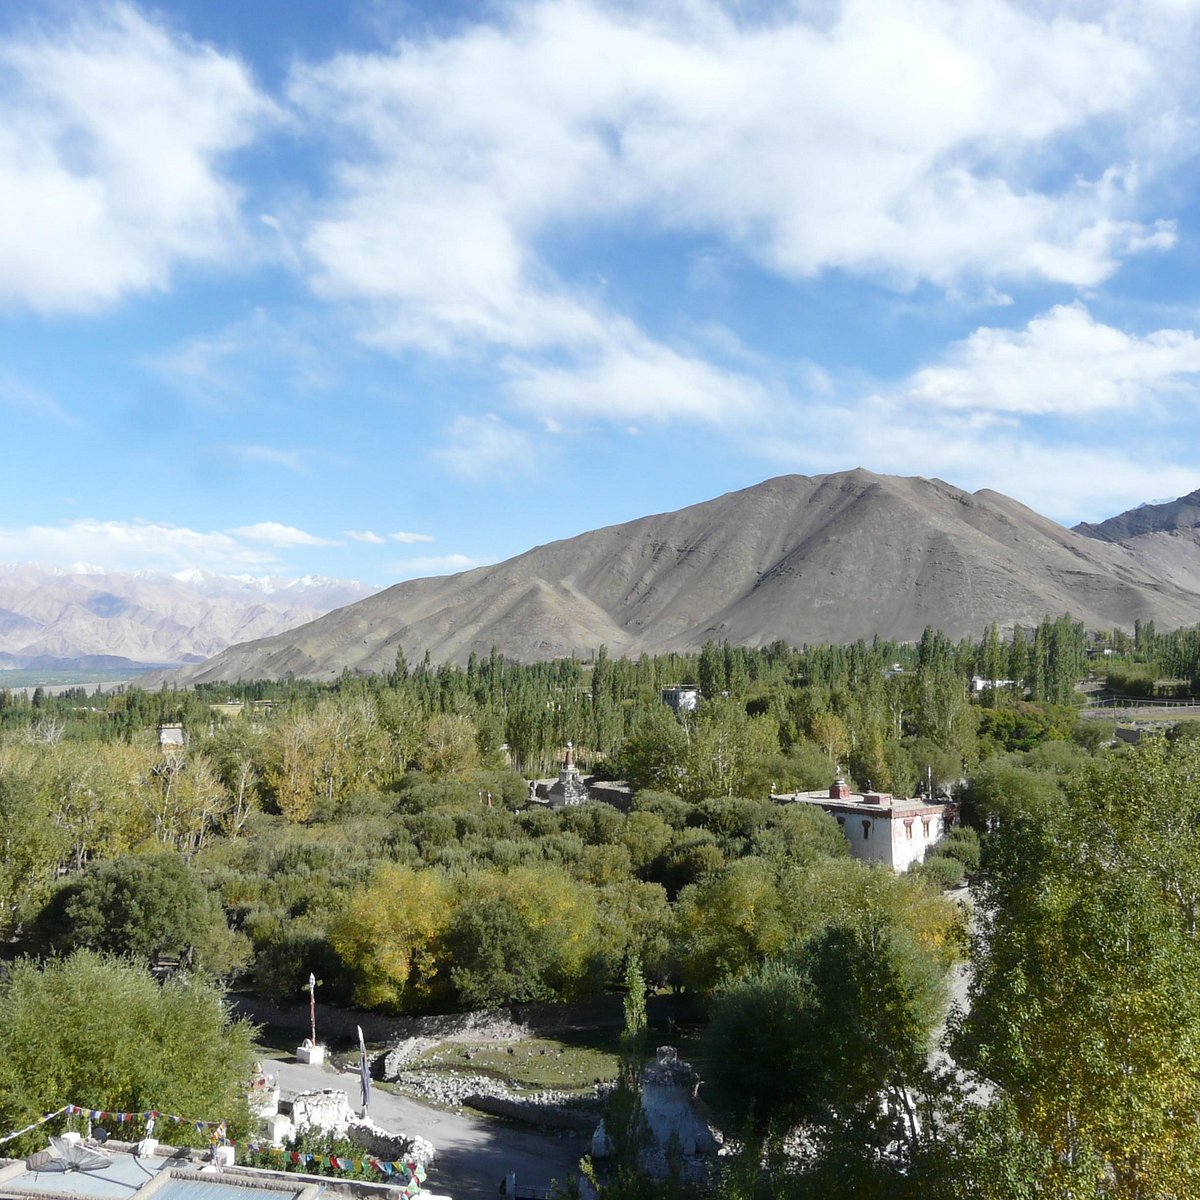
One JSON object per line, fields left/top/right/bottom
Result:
{"left": 433, "top": 414, "right": 536, "bottom": 480}
{"left": 229, "top": 522, "right": 340, "bottom": 547}
{"left": 152, "top": 308, "right": 337, "bottom": 406}
{"left": 390, "top": 530, "right": 434, "bottom": 544}
{"left": 387, "top": 553, "right": 484, "bottom": 579}
{"left": 0, "top": 518, "right": 280, "bottom": 574}
{"left": 0, "top": 368, "right": 77, "bottom": 425}
{"left": 224, "top": 444, "right": 308, "bottom": 472}
{"left": 345, "top": 529, "right": 386, "bottom": 544}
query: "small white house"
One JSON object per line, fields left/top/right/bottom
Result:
{"left": 661, "top": 685, "right": 700, "bottom": 713}
{"left": 782, "top": 779, "right": 952, "bottom": 873}
{"left": 969, "top": 676, "right": 1014, "bottom": 694}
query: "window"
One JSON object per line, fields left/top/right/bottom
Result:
{"left": 904, "top": 819, "right": 914, "bottom": 839}
{"left": 862, "top": 820, "right": 871, "bottom": 839}
{"left": 921, "top": 819, "right": 930, "bottom": 837}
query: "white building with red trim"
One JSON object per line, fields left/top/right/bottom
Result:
{"left": 780, "top": 778, "right": 952, "bottom": 873}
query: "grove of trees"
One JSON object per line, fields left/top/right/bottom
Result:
{"left": 3, "top": 614, "right": 1200, "bottom": 1195}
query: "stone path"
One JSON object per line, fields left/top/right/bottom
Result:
{"left": 272, "top": 1056, "right": 587, "bottom": 1200}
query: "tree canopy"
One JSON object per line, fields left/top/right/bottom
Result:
{"left": 0, "top": 952, "right": 256, "bottom": 1154}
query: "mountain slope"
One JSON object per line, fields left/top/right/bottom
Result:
{"left": 1075, "top": 489, "right": 1200, "bottom": 541}
{"left": 167, "top": 470, "right": 1200, "bottom": 684}
{"left": 1075, "top": 488, "right": 1200, "bottom": 595}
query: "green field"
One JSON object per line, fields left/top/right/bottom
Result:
{"left": 0, "top": 667, "right": 156, "bottom": 690}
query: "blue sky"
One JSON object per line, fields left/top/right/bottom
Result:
{"left": 4, "top": 0, "right": 1200, "bottom": 585}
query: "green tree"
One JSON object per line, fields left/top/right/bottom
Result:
{"left": 0, "top": 952, "right": 256, "bottom": 1153}
{"left": 706, "top": 917, "right": 949, "bottom": 1161}
{"left": 1007, "top": 624, "right": 1031, "bottom": 691}
{"left": 0, "top": 772, "right": 67, "bottom": 939}
{"left": 673, "top": 856, "right": 791, "bottom": 990}
{"left": 328, "top": 864, "right": 452, "bottom": 1011}
{"left": 618, "top": 707, "right": 689, "bottom": 794}
{"left": 36, "top": 853, "right": 246, "bottom": 979}
{"left": 705, "top": 960, "right": 817, "bottom": 1133}
{"left": 698, "top": 640, "right": 724, "bottom": 700}
{"left": 955, "top": 744, "right": 1200, "bottom": 1195}
{"left": 446, "top": 866, "right": 600, "bottom": 1006}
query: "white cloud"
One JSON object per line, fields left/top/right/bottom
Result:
{"left": 433, "top": 414, "right": 536, "bottom": 480}
{"left": 0, "top": 519, "right": 281, "bottom": 573}
{"left": 0, "top": 3, "right": 275, "bottom": 313}
{"left": 289, "top": 0, "right": 1174, "bottom": 341}
{"left": 390, "top": 531, "right": 434, "bottom": 544}
{"left": 387, "top": 553, "right": 485, "bottom": 579}
{"left": 229, "top": 522, "right": 339, "bottom": 547}
{"left": 507, "top": 322, "right": 772, "bottom": 425}
{"left": 345, "top": 529, "right": 387, "bottom": 544}
{"left": 750, "top": 301, "right": 1200, "bottom": 524}
{"left": 904, "top": 303, "right": 1200, "bottom": 416}
{"left": 281, "top": 0, "right": 1189, "bottom": 435}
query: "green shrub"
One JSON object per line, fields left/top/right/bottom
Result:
{"left": 910, "top": 855, "right": 965, "bottom": 890}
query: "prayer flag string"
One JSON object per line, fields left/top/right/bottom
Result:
{"left": 0, "top": 1103, "right": 230, "bottom": 1148}
{"left": 246, "top": 1142, "right": 426, "bottom": 1193}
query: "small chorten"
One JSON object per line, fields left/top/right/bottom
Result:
{"left": 547, "top": 741, "right": 590, "bottom": 808}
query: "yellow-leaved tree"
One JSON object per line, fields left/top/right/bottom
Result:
{"left": 329, "top": 865, "right": 452, "bottom": 1011}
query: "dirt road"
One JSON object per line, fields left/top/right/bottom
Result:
{"left": 272, "top": 1056, "right": 587, "bottom": 1200}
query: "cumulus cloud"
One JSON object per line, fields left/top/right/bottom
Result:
{"left": 229, "top": 522, "right": 339, "bottom": 547}
{"left": 752, "top": 301, "right": 1200, "bottom": 523}
{"left": 903, "top": 303, "right": 1200, "bottom": 415}
{"left": 0, "top": 3, "right": 275, "bottom": 313}
{"left": 279, "top": 0, "right": 1188, "bottom": 433}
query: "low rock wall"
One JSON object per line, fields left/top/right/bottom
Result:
{"left": 461, "top": 1096, "right": 596, "bottom": 1133}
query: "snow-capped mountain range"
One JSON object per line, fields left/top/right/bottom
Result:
{"left": 0, "top": 563, "right": 378, "bottom": 670}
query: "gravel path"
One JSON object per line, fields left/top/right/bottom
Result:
{"left": 272, "top": 1056, "right": 587, "bottom": 1200}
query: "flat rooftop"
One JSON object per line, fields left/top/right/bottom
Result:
{"left": 774, "top": 787, "right": 949, "bottom": 816}
{"left": 0, "top": 1147, "right": 318, "bottom": 1200}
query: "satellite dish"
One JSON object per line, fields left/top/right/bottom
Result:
{"left": 24, "top": 1150, "right": 54, "bottom": 1172}
{"left": 50, "top": 1135, "right": 113, "bottom": 1172}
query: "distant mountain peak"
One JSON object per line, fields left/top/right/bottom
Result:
{"left": 0, "top": 565, "right": 379, "bottom": 671}
{"left": 1074, "top": 487, "right": 1200, "bottom": 542}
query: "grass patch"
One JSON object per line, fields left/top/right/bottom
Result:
{"left": 251, "top": 1023, "right": 308, "bottom": 1058}
{"left": 407, "top": 1037, "right": 620, "bottom": 1092}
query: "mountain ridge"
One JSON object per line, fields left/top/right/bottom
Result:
{"left": 0, "top": 565, "right": 378, "bottom": 671}
{"left": 161, "top": 470, "right": 1200, "bottom": 685}
{"left": 1074, "top": 490, "right": 1200, "bottom": 597}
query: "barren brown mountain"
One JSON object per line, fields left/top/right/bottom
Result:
{"left": 1075, "top": 488, "right": 1200, "bottom": 596}
{"left": 167, "top": 469, "right": 1200, "bottom": 683}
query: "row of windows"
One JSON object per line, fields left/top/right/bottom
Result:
{"left": 835, "top": 815, "right": 934, "bottom": 840}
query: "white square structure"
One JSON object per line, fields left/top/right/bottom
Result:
{"left": 782, "top": 779, "right": 953, "bottom": 873}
